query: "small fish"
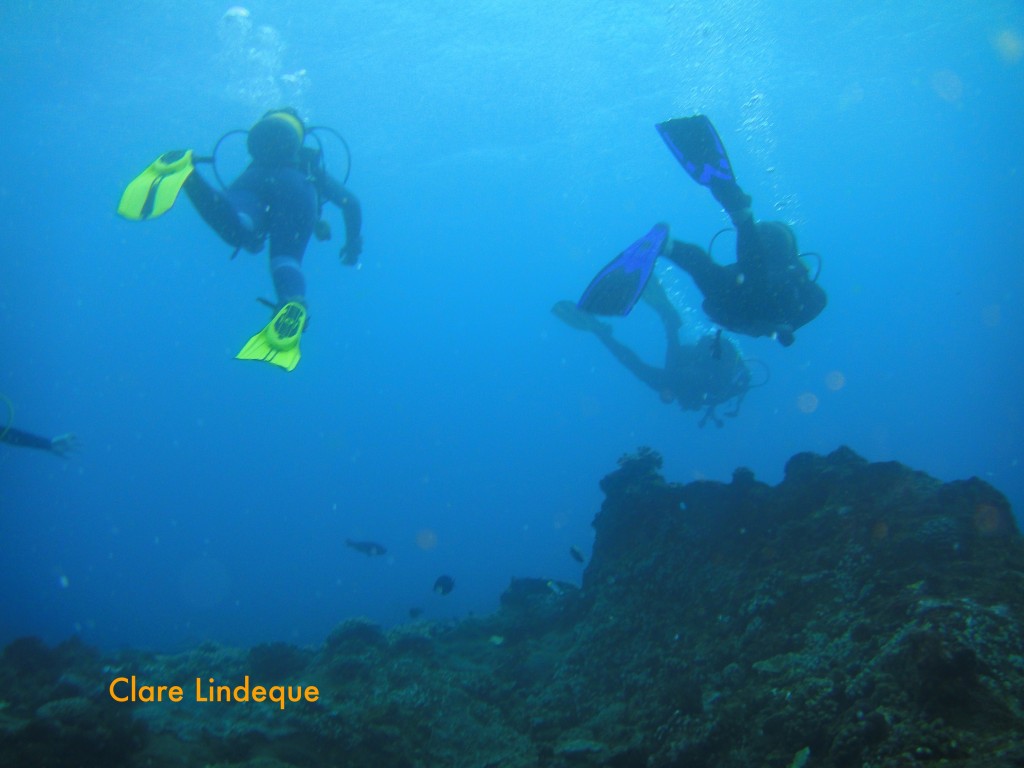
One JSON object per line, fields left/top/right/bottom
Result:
{"left": 345, "top": 539, "right": 387, "bottom": 556}
{"left": 408, "top": 607, "right": 423, "bottom": 619}
{"left": 433, "top": 575, "right": 455, "bottom": 595}
{"left": 569, "top": 546, "right": 585, "bottom": 564}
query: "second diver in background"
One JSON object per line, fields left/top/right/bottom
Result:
{"left": 118, "top": 108, "right": 363, "bottom": 371}
{"left": 554, "top": 275, "right": 756, "bottom": 427}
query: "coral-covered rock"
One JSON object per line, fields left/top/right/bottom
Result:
{"left": 1, "top": 446, "right": 1021, "bottom": 767}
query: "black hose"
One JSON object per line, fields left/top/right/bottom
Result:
{"left": 307, "top": 125, "right": 352, "bottom": 185}
{"left": 799, "top": 251, "right": 822, "bottom": 282}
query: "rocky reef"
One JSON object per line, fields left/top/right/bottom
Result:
{"left": 1, "top": 446, "right": 1022, "bottom": 767}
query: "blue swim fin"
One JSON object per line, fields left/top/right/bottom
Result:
{"left": 655, "top": 115, "right": 735, "bottom": 187}
{"left": 656, "top": 115, "right": 752, "bottom": 212}
{"left": 577, "top": 223, "right": 669, "bottom": 316}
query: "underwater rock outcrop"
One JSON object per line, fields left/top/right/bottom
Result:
{"left": 1, "top": 446, "right": 1022, "bottom": 767}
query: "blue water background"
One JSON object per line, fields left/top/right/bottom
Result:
{"left": 2, "top": 1, "right": 1022, "bottom": 650}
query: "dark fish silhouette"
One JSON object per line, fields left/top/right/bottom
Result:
{"left": 569, "top": 546, "right": 585, "bottom": 564}
{"left": 433, "top": 575, "right": 455, "bottom": 595}
{"left": 345, "top": 539, "right": 387, "bottom": 556}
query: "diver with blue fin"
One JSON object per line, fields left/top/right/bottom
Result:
{"left": 577, "top": 114, "right": 825, "bottom": 346}
{"left": 118, "top": 108, "right": 363, "bottom": 371}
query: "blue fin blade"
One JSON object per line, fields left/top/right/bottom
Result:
{"left": 577, "top": 223, "right": 669, "bottom": 316}
{"left": 656, "top": 115, "right": 735, "bottom": 187}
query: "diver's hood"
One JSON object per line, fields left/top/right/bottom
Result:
{"left": 757, "top": 220, "right": 798, "bottom": 259}
{"left": 247, "top": 111, "right": 305, "bottom": 165}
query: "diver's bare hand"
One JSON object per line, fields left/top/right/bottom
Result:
{"left": 340, "top": 234, "right": 363, "bottom": 266}
{"left": 49, "top": 433, "right": 79, "bottom": 458}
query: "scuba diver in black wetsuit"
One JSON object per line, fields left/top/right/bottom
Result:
{"left": 575, "top": 115, "right": 825, "bottom": 347}
{"left": 662, "top": 185, "right": 824, "bottom": 348}
{"left": 118, "top": 108, "right": 363, "bottom": 371}
{"left": 553, "top": 276, "right": 757, "bottom": 427}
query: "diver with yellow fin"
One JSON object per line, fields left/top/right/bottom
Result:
{"left": 118, "top": 108, "right": 363, "bottom": 371}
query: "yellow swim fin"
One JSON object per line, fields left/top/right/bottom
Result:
{"left": 235, "top": 301, "right": 307, "bottom": 372}
{"left": 117, "top": 150, "right": 195, "bottom": 221}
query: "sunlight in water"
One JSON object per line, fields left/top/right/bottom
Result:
{"left": 415, "top": 528, "right": 438, "bottom": 551}
{"left": 930, "top": 69, "right": 964, "bottom": 105}
{"left": 825, "top": 371, "right": 846, "bottom": 391}
{"left": 796, "top": 392, "right": 819, "bottom": 414}
{"left": 992, "top": 28, "right": 1023, "bottom": 64}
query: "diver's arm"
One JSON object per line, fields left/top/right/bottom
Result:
{"left": 2, "top": 427, "right": 61, "bottom": 453}
{"left": 593, "top": 332, "right": 668, "bottom": 395}
{"left": 707, "top": 177, "right": 759, "bottom": 267}
{"left": 320, "top": 174, "right": 363, "bottom": 265}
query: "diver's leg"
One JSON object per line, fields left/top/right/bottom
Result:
{"left": 182, "top": 172, "right": 263, "bottom": 252}
{"left": 641, "top": 275, "right": 683, "bottom": 338}
{"left": 709, "top": 178, "right": 752, "bottom": 221}
{"left": 663, "top": 240, "right": 736, "bottom": 299}
{"left": 592, "top": 331, "right": 667, "bottom": 394}
{"left": 269, "top": 257, "right": 306, "bottom": 307}
{"left": 641, "top": 276, "right": 689, "bottom": 374}
{"left": 730, "top": 208, "right": 762, "bottom": 274}
{"left": 267, "top": 169, "right": 318, "bottom": 307}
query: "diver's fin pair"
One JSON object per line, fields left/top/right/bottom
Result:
{"left": 236, "top": 301, "right": 307, "bottom": 372}
{"left": 573, "top": 117, "right": 741, "bottom": 318}
{"left": 656, "top": 115, "right": 750, "bottom": 212}
{"left": 117, "top": 150, "right": 195, "bottom": 221}
{"left": 576, "top": 223, "right": 669, "bottom": 317}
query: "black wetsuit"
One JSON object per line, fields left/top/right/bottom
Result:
{"left": 1, "top": 427, "right": 52, "bottom": 452}
{"left": 665, "top": 207, "right": 826, "bottom": 346}
{"left": 183, "top": 150, "right": 362, "bottom": 306}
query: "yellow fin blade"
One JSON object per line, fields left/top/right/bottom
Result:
{"left": 117, "top": 150, "right": 195, "bottom": 221}
{"left": 235, "top": 302, "right": 307, "bottom": 372}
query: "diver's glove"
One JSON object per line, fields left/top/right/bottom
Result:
{"left": 340, "top": 234, "right": 363, "bottom": 266}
